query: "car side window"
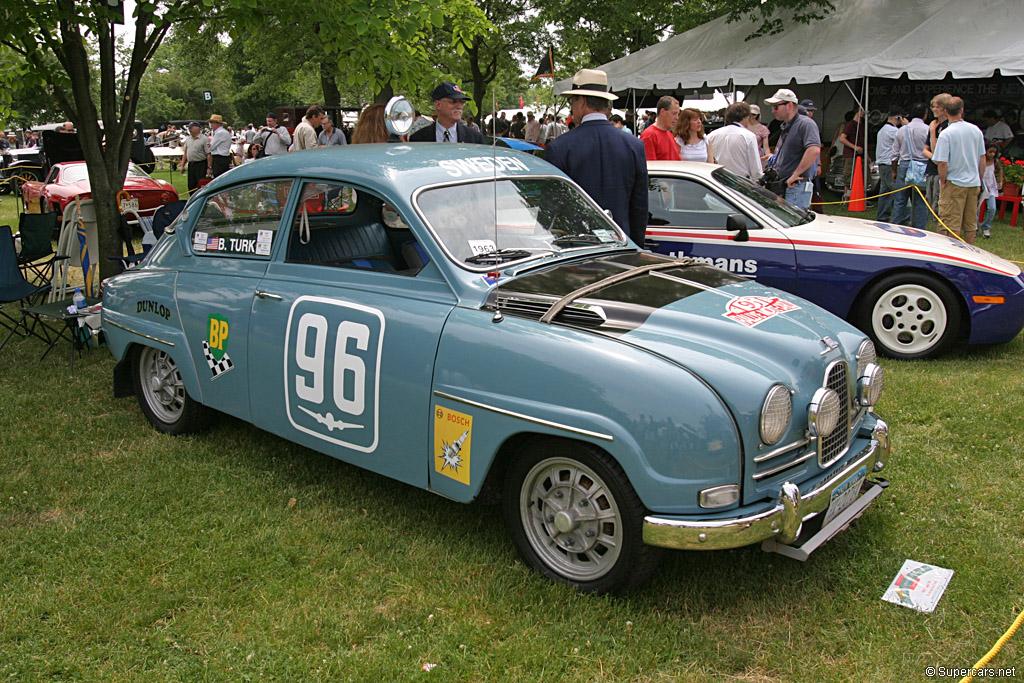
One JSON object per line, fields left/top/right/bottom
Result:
{"left": 191, "top": 180, "right": 293, "bottom": 257}
{"left": 648, "top": 177, "right": 743, "bottom": 229}
{"left": 285, "top": 181, "right": 427, "bottom": 276}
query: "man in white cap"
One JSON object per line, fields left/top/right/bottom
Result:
{"left": 545, "top": 68, "right": 649, "bottom": 245}
{"left": 764, "top": 88, "right": 821, "bottom": 210}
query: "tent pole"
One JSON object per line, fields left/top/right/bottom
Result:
{"left": 863, "top": 76, "right": 870, "bottom": 202}
{"left": 844, "top": 80, "right": 864, "bottom": 110}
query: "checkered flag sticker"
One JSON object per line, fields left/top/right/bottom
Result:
{"left": 202, "top": 340, "right": 234, "bottom": 378}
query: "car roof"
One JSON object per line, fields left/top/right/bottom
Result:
{"left": 646, "top": 160, "right": 722, "bottom": 176}
{"left": 201, "top": 143, "right": 563, "bottom": 198}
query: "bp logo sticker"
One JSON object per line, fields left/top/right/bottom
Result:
{"left": 723, "top": 295, "right": 800, "bottom": 327}
{"left": 434, "top": 405, "right": 472, "bottom": 485}
{"left": 202, "top": 313, "right": 234, "bottom": 378}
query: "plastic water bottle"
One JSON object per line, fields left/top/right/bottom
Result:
{"left": 73, "top": 288, "right": 86, "bottom": 310}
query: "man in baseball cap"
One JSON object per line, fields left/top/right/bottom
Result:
{"left": 408, "top": 81, "right": 484, "bottom": 143}
{"left": 545, "top": 68, "right": 649, "bottom": 244}
{"left": 764, "top": 88, "right": 820, "bottom": 210}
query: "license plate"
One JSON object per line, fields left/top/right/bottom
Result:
{"left": 823, "top": 465, "right": 867, "bottom": 525}
{"left": 120, "top": 198, "right": 139, "bottom": 212}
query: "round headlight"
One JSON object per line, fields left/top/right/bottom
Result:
{"left": 760, "top": 384, "right": 792, "bottom": 445}
{"left": 808, "top": 388, "right": 842, "bottom": 438}
{"left": 858, "top": 362, "right": 885, "bottom": 407}
{"left": 856, "top": 339, "right": 877, "bottom": 378}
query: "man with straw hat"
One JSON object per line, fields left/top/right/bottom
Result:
{"left": 206, "top": 114, "right": 232, "bottom": 178}
{"left": 545, "top": 68, "right": 649, "bottom": 245}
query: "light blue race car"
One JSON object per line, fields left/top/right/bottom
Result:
{"left": 102, "top": 140, "right": 890, "bottom": 594}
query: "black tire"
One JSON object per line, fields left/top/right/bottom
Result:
{"left": 131, "top": 345, "right": 207, "bottom": 434}
{"left": 502, "top": 438, "right": 661, "bottom": 594}
{"left": 857, "top": 272, "right": 962, "bottom": 359}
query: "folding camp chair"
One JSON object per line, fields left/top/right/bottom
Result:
{"left": 8, "top": 212, "right": 64, "bottom": 286}
{"left": 111, "top": 200, "right": 186, "bottom": 270}
{"left": 0, "top": 225, "right": 51, "bottom": 352}
{"left": 51, "top": 198, "right": 98, "bottom": 302}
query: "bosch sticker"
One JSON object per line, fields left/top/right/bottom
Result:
{"left": 723, "top": 295, "right": 800, "bottom": 327}
{"left": 434, "top": 405, "right": 472, "bottom": 485}
{"left": 203, "top": 313, "right": 234, "bottom": 378}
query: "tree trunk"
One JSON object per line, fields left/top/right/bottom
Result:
{"left": 374, "top": 83, "right": 394, "bottom": 105}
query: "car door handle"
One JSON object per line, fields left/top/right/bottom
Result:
{"left": 254, "top": 289, "right": 282, "bottom": 300}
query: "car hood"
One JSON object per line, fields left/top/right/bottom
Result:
{"left": 488, "top": 252, "right": 863, "bottom": 389}
{"left": 801, "top": 213, "right": 1021, "bottom": 278}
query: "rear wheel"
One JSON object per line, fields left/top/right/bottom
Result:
{"left": 132, "top": 345, "right": 207, "bottom": 434}
{"left": 502, "top": 438, "right": 660, "bottom": 594}
{"left": 857, "top": 273, "right": 962, "bottom": 359}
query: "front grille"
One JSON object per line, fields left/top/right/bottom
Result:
{"left": 819, "top": 361, "right": 851, "bottom": 466}
{"left": 495, "top": 296, "right": 606, "bottom": 327}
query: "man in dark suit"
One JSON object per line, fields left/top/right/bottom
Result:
{"left": 545, "top": 69, "right": 649, "bottom": 245}
{"left": 409, "top": 82, "right": 485, "bottom": 144}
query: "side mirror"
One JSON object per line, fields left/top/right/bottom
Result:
{"left": 727, "top": 213, "right": 750, "bottom": 242}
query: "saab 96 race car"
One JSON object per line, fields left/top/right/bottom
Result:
{"left": 102, "top": 138, "right": 890, "bottom": 594}
{"left": 646, "top": 161, "right": 1024, "bottom": 359}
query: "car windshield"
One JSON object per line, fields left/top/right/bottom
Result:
{"left": 711, "top": 167, "right": 812, "bottom": 227}
{"left": 62, "top": 165, "right": 89, "bottom": 184}
{"left": 415, "top": 177, "right": 628, "bottom": 268}
{"left": 126, "top": 163, "right": 151, "bottom": 179}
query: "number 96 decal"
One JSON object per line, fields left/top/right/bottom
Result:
{"left": 284, "top": 296, "right": 385, "bottom": 452}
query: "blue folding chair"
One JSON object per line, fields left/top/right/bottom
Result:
{"left": 0, "top": 225, "right": 52, "bottom": 351}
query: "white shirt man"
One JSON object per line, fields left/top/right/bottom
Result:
{"left": 706, "top": 103, "right": 762, "bottom": 180}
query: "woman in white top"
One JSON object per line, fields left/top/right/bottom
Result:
{"left": 674, "top": 108, "right": 713, "bottom": 162}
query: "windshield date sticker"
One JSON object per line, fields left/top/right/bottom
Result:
{"left": 723, "top": 295, "right": 800, "bottom": 327}
{"left": 434, "top": 405, "right": 472, "bottom": 485}
{"left": 468, "top": 240, "right": 496, "bottom": 256}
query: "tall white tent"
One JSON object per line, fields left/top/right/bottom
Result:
{"left": 555, "top": 0, "right": 1024, "bottom": 94}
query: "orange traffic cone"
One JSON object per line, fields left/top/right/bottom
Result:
{"left": 849, "top": 156, "right": 866, "bottom": 212}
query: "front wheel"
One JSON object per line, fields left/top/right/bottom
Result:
{"left": 502, "top": 439, "right": 660, "bottom": 594}
{"left": 132, "top": 345, "right": 207, "bottom": 434}
{"left": 857, "top": 273, "right": 962, "bottom": 359}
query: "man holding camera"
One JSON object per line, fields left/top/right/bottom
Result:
{"left": 257, "top": 113, "right": 291, "bottom": 156}
{"left": 764, "top": 89, "right": 821, "bottom": 210}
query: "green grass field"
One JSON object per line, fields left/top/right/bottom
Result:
{"left": 1, "top": 179, "right": 1022, "bottom": 680}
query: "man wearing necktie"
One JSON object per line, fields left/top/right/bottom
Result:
{"left": 409, "top": 82, "right": 485, "bottom": 144}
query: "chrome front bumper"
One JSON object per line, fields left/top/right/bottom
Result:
{"left": 643, "top": 419, "right": 890, "bottom": 553}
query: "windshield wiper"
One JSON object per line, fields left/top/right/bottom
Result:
{"left": 465, "top": 248, "right": 532, "bottom": 265}
{"left": 551, "top": 233, "right": 605, "bottom": 247}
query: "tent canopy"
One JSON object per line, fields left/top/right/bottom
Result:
{"left": 555, "top": 0, "right": 1024, "bottom": 94}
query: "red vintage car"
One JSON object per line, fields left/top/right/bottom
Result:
{"left": 21, "top": 161, "right": 178, "bottom": 216}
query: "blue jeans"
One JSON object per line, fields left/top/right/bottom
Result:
{"left": 979, "top": 192, "right": 996, "bottom": 233}
{"left": 876, "top": 162, "right": 897, "bottom": 221}
{"left": 785, "top": 181, "right": 813, "bottom": 210}
{"left": 893, "top": 161, "right": 929, "bottom": 230}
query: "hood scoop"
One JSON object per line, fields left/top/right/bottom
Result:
{"left": 495, "top": 294, "right": 607, "bottom": 327}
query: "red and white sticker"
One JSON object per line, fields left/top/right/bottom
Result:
{"left": 723, "top": 295, "right": 800, "bottom": 327}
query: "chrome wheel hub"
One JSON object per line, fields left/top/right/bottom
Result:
{"left": 520, "top": 457, "right": 623, "bottom": 581}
